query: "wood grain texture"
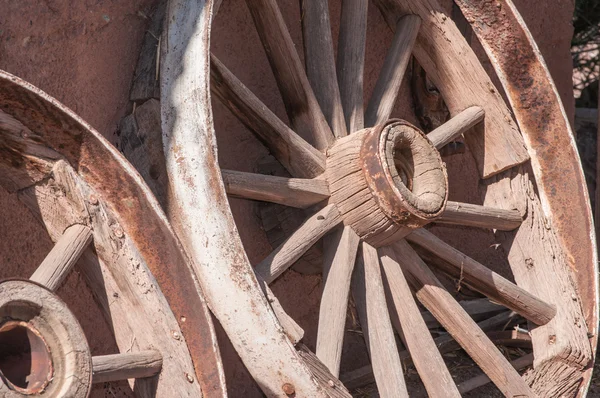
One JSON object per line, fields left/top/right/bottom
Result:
{"left": 221, "top": 169, "right": 329, "bottom": 208}
{"left": 420, "top": 298, "right": 504, "bottom": 329}
{"left": 365, "top": 15, "right": 420, "bottom": 127}
{"left": 352, "top": 242, "right": 408, "bottom": 398}
{"left": 337, "top": 0, "right": 368, "bottom": 133}
{"left": 457, "top": 353, "right": 534, "bottom": 395}
{"left": 92, "top": 351, "right": 163, "bottom": 383}
{"left": 245, "top": 0, "right": 334, "bottom": 150}
{"left": 296, "top": 344, "right": 352, "bottom": 398}
{"left": 30, "top": 224, "right": 92, "bottom": 291}
{"left": 374, "top": 0, "right": 529, "bottom": 178}
{"left": 392, "top": 239, "right": 534, "bottom": 397}
{"left": 210, "top": 55, "right": 326, "bottom": 178}
{"left": 316, "top": 225, "right": 360, "bottom": 376}
{"left": 379, "top": 246, "right": 460, "bottom": 397}
{"left": 255, "top": 204, "right": 342, "bottom": 284}
{"left": 407, "top": 228, "right": 556, "bottom": 325}
{"left": 437, "top": 200, "right": 523, "bottom": 231}
{"left": 427, "top": 106, "right": 484, "bottom": 148}
{"left": 301, "top": 0, "right": 347, "bottom": 138}
{"left": 259, "top": 280, "right": 305, "bottom": 345}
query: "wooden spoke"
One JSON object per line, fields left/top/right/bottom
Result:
{"left": 374, "top": 0, "right": 529, "bottom": 178}
{"left": 421, "top": 298, "right": 504, "bottom": 329}
{"left": 437, "top": 200, "right": 523, "bottom": 231}
{"left": 365, "top": 15, "right": 421, "bottom": 127}
{"left": 427, "top": 106, "right": 485, "bottom": 148}
{"left": 458, "top": 353, "right": 534, "bottom": 395}
{"left": 353, "top": 242, "right": 408, "bottom": 397}
{"left": 391, "top": 239, "right": 534, "bottom": 397}
{"left": 92, "top": 351, "right": 162, "bottom": 383}
{"left": 301, "top": 0, "right": 347, "bottom": 138}
{"left": 340, "top": 310, "right": 520, "bottom": 390}
{"left": 316, "top": 226, "right": 360, "bottom": 376}
{"left": 379, "top": 246, "right": 460, "bottom": 397}
{"left": 255, "top": 204, "right": 342, "bottom": 283}
{"left": 407, "top": 228, "right": 556, "bottom": 325}
{"left": 210, "top": 55, "right": 325, "bottom": 178}
{"left": 337, "top": 0, "right": 368, "bottom": 133}
{"left": 245, "top": 0, "right": 334, "bottom": 150}
{"left": 30, "top": 224, "right": 92, "bottom": 291}
{"left": 221, "top": 169, "right": 329, "bottom": 209}
{"left": 258, "top": 280, "right": 304, "bottom": 344}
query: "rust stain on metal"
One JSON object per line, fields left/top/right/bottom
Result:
{"left": 0, "top": 71, "right": 226, "bottom": 396}
{"left": 455, "top": 0, "right": 596, "bottom": 331}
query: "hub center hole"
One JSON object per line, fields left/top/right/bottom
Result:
{"left": 0, "top": 321, "right": 52, "bottom": 394}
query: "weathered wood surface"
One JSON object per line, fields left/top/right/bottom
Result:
{"left": 255, "top": 204, "right": 342, "bottom": 284}
{"left": 374, "top": 0, "right": 529, "bottom": 178}
{"left": 301, "top": 0, "right": 347, "bottom": 138}
{"left": 337, "top": 0, "right": 368, "bottom": 133}
{"left": 365, "top": 15, "right": 420, "bottom": 127}
{"left": 161, "top": 0, "right": 340, "bottom": 393}
{"left": 17, "top": 161, "right": 206, "bottom": 397}
{"left": 392, "top": 239, "right": 534, "bottom": 397}
{"left": 296, "top": 344, "right": 352, "bottom": 398}
{"left": 379, "top": 246, "right": 460, "bottom": 397}
{"left": 457, "top": 353, "right": 534, "bottom": 395}
{"left": 30, "top": 224, "right": 92, "bottom": 291}
{"left": 438, "top": 200, "right": 523, "bottom": 231}
{"left": 427, "top": 106, "right": 484, "bottom": 148}
{"left": 420, "top": 298, "right": 504, "bottom": 329}
{"left": 353, "top": 242, "right": 409, "bottom": 398}
{"left": 92, "top": 351, "right": 163, "bottom": 383}
{"left": 316, "top": 225, "right": 360, "bottom": 376}
{"left": 407, "top": 228, "right": 556, "bottom": 325}
{"left": 221, "top": 169, "right": 329, "bottom": 209}
{"left": 258, "top": 280, "right": 305, "bottom": 345}
{"left": 210, "top": 55, "right": 326, "bottom": 178}
{"left": 245, "top": 0, "right": 334, "bottom": 150}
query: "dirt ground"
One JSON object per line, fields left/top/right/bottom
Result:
{"left": 0, "top": 0, "right": 588, "bottom": 397}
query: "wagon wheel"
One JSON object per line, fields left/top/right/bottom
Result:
{"left": 117, "top": 0, "right": 596, "bottom": 396}
{"left": 0, "top": 72, "right": 227, "bottom": 397}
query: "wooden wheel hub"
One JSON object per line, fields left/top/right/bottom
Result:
{"left": 327, "top": 120, "right": 448, "bottom": 247}
{"left": 0, "top": 280, "right": 92, "bottom": 397}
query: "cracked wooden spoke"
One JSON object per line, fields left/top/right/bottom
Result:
{"left": 379, "top": 246, "right": 460, "bottom": 397}
{"left": 210, "top": 55, "right": 325, "bottom": 178}
{"left": 92, "top": 351, "right": 162, "bottom": 383}
{"left": 316, "top": 226, "right": 360, "bottom": 376}
{"left": 353, "top": 242, "right": 408, "bottom": 397}
{"left": 437, "top": 200, "right": 523, "bottom": 231}
{"left": 255, "top": 204, "right": 342, "bottom": 284}
{"left": 30, "top": 224, "right": 92, "bottom": 291}
{"left": 365, "top": 15, "right": 421, "bottom": 127}
{"left": 221, "top": 169, "right": 329, "bottom": 209}
{"left": 301, "top": 0, "right": 347, "bottom": 138}
{"left": 391, "top": 239, "right": 534, "bottom": 397}
{"left": 245, "top": 0, "right": 334, "bottom": 150}
{"left": 427, "top": 106, "right": 485, "bottom": 148}
{"left": 407, "top": 228, "right": 556, "bottom": 325}
{"left": 337, "top": 0, "right": 368, "bottom": 133}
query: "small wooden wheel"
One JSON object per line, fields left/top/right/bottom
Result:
{"left": 116, "top": 0, "right": 596, "bottom": 396}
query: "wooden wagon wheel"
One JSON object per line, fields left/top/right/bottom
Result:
{"left": 115, "top": 0, "right": 597, "bottom": 396}
{"left": 0, "top": 72, "right": 228, "bottom": 397}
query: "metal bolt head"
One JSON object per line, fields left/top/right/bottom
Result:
{"left": 185, "top": 373, "right": 194, "bottom": 383}
{"left": 172, "top": 330, "right": 181, "bottom": 340}
{"left": 282, "top": 383, "right": 295, "bottom": 395}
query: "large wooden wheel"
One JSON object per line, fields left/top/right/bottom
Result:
{"left": 116, "top": 0, "right": 597, "bottom": 397}
{"left": 0, "top": 72, "right": 227, "bottom": 397}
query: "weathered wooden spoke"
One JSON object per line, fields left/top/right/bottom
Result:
{"left": 337, "top": 0, "right": 368, "bottom": 133}
{"left": 353, "top": 242, "right": 408, "bottom": 397}
{"left": 391, "top": 239, "right": 533, "bottom": 397}
{"left": 221, "top": 169, "right": 329, "bottom": 208}
{"left": 30, "top": 224, "right": 92, "bottom": 291}
{"left": 437, "top": 200, "right": 523, "bottom": 231}
{"left": 301, "top": 0, "right": 347, "bottom": 138}
{"left": 255, "top": 204, "right": 343, "bottom": 283}
{"left": 457, "top": 353, "right": 534, "bottom": 395}
{"left": 365, "top": 15, "right": 421, "bottom": 127}
{"left": 244, "top": 0, "right": 334, "bottom": 150}
{"left": 210, "top": 55, "right": 325, "bottom": 178}
{"left": 92, "top": 350, "right": 163, "bottom": 384}
{"left": 427, "top": 105, "right": 485, "bottom": 148}
{"left": 379, "top": 246, "right": 460, "bottom": 397}
{"left": 407, "top": 228, "right": 556, "bottom": 325}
